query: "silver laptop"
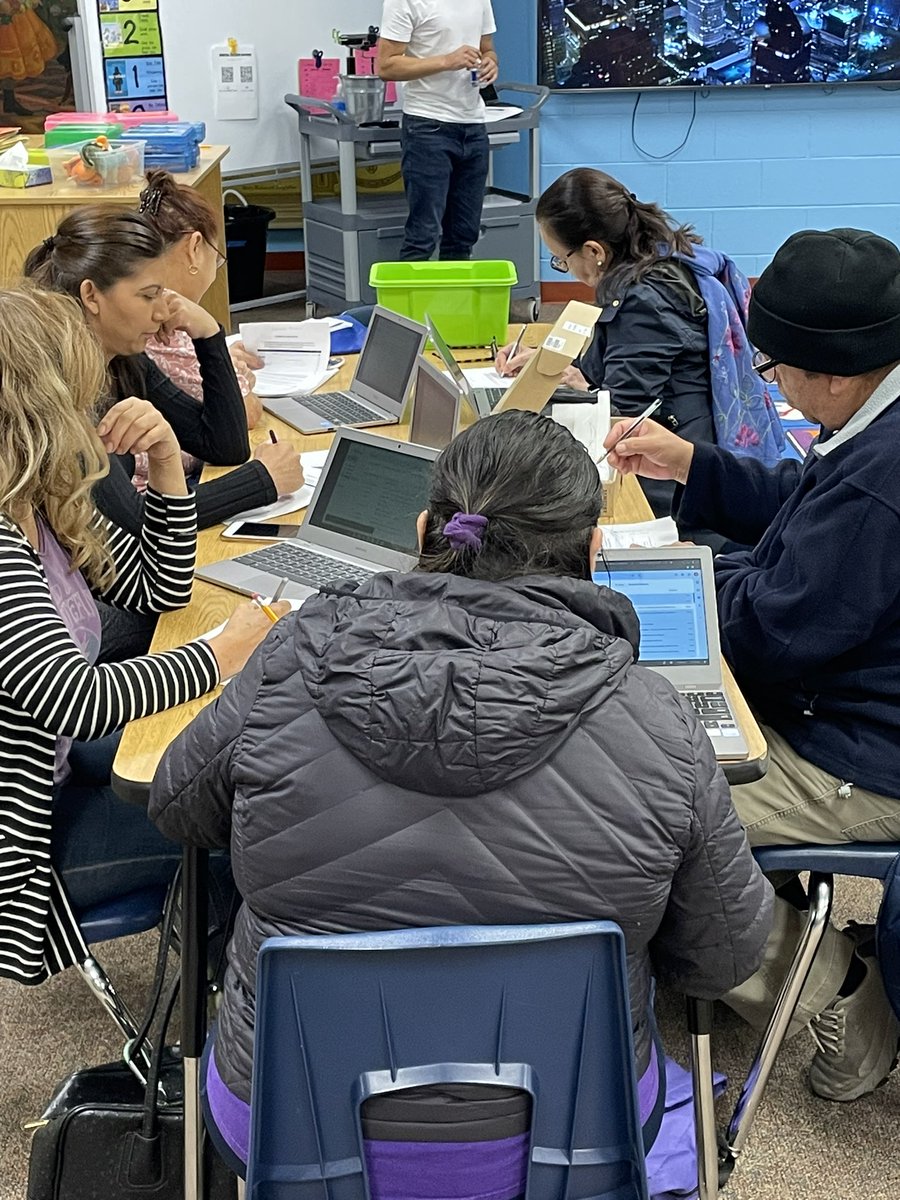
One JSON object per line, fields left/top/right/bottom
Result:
{"left": 598, "top": 547, "right": 749, "bottom": 761}
{"left": 425, "top": 313, "right": 502, "bottom": 419}
{"left": 409, "top": 357, "right": 463, "bottom": 450}
{"left": 263, "top": 307, "right": 427, "bottom": 435}
{"left": 196, "top": 428, "right": 437, "bottom": 602}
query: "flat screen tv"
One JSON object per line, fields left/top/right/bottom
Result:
{"left": 539, "top": 0, "right": 900, "bottom": 88}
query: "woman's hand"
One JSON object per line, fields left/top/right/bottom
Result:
{"left": 604, "top": 418, "right": 695, "bottom": 485}
{"left": 252, "top": 441, "right": 304, "bottom": 496}
{"left": 495, "top": 342, "right": 536, "bottom": 379}
{"left": 97, "top": 398, "right": 180, "bottom": 463}
{"left": 229, "top": 340, "right": 265, "bottom": 373}
{"left": 155, "top": 289, "right": 219, "bottom": 344}
{"left": 206, "top": 600, "right": 293, "bottom": 680}
{"left": 560, "top": 366, "right": 590, "bottom": 390}
{"left": 98, "top": 398, "right": 187, "bottom": 495}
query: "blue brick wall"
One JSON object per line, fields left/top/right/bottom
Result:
{"left": 490, "top": 0, "right": 900, "bottom": 283}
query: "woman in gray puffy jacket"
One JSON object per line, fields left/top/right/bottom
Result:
{"left": 150, "top": 409, "right": 772, "bottom": 1184}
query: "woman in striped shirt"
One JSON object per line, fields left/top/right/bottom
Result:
{"left": 0, "top": 286, "right": 286, "bottom": 985}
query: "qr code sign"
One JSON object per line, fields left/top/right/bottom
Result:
{"left": 221, "top": 66, "right": 235, "bottom": 84}
{"left": 240, "top": 66, "right": 253, "bottom": 83}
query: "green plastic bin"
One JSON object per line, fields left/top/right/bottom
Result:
{"left": 369, "top": 260, "right": 518, "bottom": 348}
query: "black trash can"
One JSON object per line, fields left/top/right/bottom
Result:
{"left": 223, "top": 195, "right": 275, "bottom": 303}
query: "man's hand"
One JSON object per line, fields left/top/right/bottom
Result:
{"left": 443, "top": 44, "right": 482, "bottom": 72}
{"left": 604, "top": 418, "right": 695, "bottom": 485}
{"left": 478, "top": 55, "right": 499, "bottom": 85}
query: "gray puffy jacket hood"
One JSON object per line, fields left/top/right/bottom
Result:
{"left": 151, "top": 569, "right": 771, "bottom": 1106}
{"left": 306, "top": 572, "right": 640, "bottom": 797}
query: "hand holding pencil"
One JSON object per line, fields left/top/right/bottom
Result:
{"left": 207, "top": 594, "right": 293, "bottom": 680}
{"left": 494, "top": 325, "right": 532, "bottom": 378}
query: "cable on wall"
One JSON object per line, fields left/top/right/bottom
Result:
{"left": 630, "top": 89, "right": 698, "bottom": 159}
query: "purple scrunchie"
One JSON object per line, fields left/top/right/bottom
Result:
{"left": 443, "top": 511, "right": 488, "bottom": 553}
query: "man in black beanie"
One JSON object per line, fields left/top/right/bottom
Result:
{"left": 604, "top": 227, "right": 900, "bottom": 1103}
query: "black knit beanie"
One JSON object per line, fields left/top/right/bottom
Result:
{"left": 748, "top": 228, "right": 900, "bottom": 375}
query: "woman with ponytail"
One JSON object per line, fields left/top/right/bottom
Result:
{"left": 498, "top": 168, "right": 783, "bottom": 522}
{"left": 150, "top": 409, "right": 770, "bottom": 1187}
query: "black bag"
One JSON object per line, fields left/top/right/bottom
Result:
{"left": 26, "top": 876, "right": 236, "bottom": 1200}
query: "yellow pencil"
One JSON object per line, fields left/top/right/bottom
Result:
{"left": 252, "top": 594, "right": 279, "bottom": 623}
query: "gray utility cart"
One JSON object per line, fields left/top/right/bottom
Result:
{"left": 284, "top": 83, "right": 549, "bottom": 318}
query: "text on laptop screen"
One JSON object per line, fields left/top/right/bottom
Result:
{"left": 310, "top": 438, "right": 433, "bottom": 556}
{"left": 355, "top": 314, "right": 423, "bottom": 402}
{"left": 601, "top": 558, "right": 711, "bottom": 667}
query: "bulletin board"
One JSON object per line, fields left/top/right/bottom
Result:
{"left": 96, "top": 0, "right": 169, "bottom": 113}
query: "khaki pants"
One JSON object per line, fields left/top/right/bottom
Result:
{"left": 726, "top": 725, "right": 900, "bottom": 1035}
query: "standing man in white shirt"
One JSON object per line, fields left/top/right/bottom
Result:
{"left": 378, "top": 1, "right": 498, "bottom": 260}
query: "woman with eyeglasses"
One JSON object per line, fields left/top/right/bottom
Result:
{"left": 497, "top": 168, "right": 783, "bottom": 521}
{"left": 138, "top": 169, "right": 264, "bottom": 485}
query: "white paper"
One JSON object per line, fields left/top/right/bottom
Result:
{"left": 241, "top": 321, "right": 331, "bottom": 397}
{"left": 600, "top": 517, "right": 680, "bottom": 550}
{"left": 229, "top": 483, "right": 314, "bottom": 524}
{"left": 299, "top": 450, "right": 329, "bottom": 489}
{"left": 462, "top": 367, "right": 513, "bottom": 390}
{"left": 212, "top": 46, "right": 259, "bottom": 121}
{"left": 483, "top": 105, "right": 523, "bottom": 123}
{"left": 551, "top": 393, "right": 611, "bottom": 461}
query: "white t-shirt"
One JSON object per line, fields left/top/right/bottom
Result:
{"left": 380, "top": 0, "right": 497, "bottom": 124}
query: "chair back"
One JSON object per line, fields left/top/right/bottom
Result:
{"left": 247, "top": 921, "right": 650, "bottom": 1200}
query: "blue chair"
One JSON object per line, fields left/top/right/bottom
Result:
{"left": 75, "top": 884, "right": 170, "bottom": 1076}
{"left": 243, "top": 922, "right": 714, "bottom": 1200}
{"left": 718, "top": 842, "right": 900, "bottom": 1179}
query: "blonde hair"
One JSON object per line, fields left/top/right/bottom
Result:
{"left": 0, "top": 286, "right": 114, "bottom": 589}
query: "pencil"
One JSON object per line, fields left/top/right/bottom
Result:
{"left": 499, "top": 325, "right": 526, "bottom": 377}
{"left": 272, "top": 577, "right": 289, "bottom": 602}
{"left": 252, "top": 594, "right": 279, "bottom": 623}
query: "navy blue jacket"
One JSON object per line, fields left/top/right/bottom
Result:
{"left": 678, "top": 392, "right": 900, "bottom": 798}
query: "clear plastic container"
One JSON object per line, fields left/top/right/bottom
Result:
{"left": 47, "top": 139, "right": 146, "bottom": 189}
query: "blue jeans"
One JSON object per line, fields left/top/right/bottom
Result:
{"left": 400, "top": 115, "right": 489, "bottom": 260}
{"left": 50, "top": 733, "right": 233, "bottom": 938}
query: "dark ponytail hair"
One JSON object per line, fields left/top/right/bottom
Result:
{"left": 536, "top": 167, "right": 701, "bottom": 304}
{"left": 418, "top": 410, "right": 602, "bottom": 583}
{"left": 138, "top": 168, "right": 219, "bottom": 247}
{"left": 23, "top": 207, "right": 165, "bottom": 301}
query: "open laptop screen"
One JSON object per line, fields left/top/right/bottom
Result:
{"left": 601, "top": 557, "right": 711, "bottom": 667}
{"left": 355, "top": 312, "right": 424, "bottom": 403}
{"left": 308, "top": 435, "right": 433, "bottom": 556}
{"left": 410, "top": 362, "right": 459, "bottom": 450}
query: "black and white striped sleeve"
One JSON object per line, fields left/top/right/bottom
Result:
{"left": 0, "top": 542, "right": 220, "bottom": 741}
{"left": 98, "top": 488, "right": 200, "bottom": 613}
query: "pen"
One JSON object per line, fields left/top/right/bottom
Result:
{"left": 269, "top": 429, "right": 278, "bottom": 444}
{"left": 490, "top": 337, "right": 499, "bottom": 361}
{"left": 272, "top": 577, "right": 289, "bottom": 603}
{"left": 252, "top": 593, "right": 279, "bottom": 623}
{"left": 499, "top": 325, "right": 526, "bottom": 377}
{"left": 595, "top": 398, "right": 663, "bottom": 466}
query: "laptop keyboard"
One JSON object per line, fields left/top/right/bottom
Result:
{"left": 684, "top": 691, "right": 742, "bottom": 740}
{"left": 304, "top": 391, "right": 380, "bottom": 426}
{"left": 478, "top": 388, "right": 506, "bottom": 410}
{"left": 236, "top": 543, "right": 376, "bottom": 589}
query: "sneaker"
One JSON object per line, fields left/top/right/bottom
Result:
{"left": 808, "top": 956, "right": 900, "bottom": 1102}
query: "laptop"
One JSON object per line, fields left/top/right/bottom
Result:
{"left": 597, "top": 547, "right": 749, "bottom": 760}
{"left": 263, "top": 307, "right": 427, "bottom": 435}
{"left": 424, "top": 313, "right": 504, "bottom": 418}
{"left": 409, "top": 357, "right": 462, "bottom": 450}
{"left": 196, "top": 428, "right": 437, "bottom": 601}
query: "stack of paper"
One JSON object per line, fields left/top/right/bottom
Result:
{"left": 239, "top": 320, "right": 331, "bottom": 397}
{"left": 550, "top": 391, "right": 612, "bottom": 461}
{"left": 462, "top": 367, "right": 513, "bottom": 391}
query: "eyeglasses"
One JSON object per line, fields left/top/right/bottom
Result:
{"left": 752, "top": 352, "right": 779, "bottom": 383}
{"left": 549, "top": 248, "right": 579, "bottom": 274}
{"left": 206, "top": 239, "right": 227, "bottom": 271}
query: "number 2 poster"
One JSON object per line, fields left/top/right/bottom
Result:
{"left": 97, "top": 0, "right": 169, "bottom": 113}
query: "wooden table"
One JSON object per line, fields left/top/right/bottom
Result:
{"left": 0, "top": 142, "right": 231, "bottom": 330}
{"left": 112, "top": 329, "right": 767, "bottom": 793}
